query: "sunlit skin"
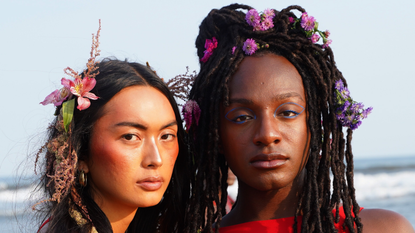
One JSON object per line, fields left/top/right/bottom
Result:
{"left": 219, "top": 54, "right": 310, "bottom": 227}
{"left": 79, "top": 86, "right": 179, "bottom": 233}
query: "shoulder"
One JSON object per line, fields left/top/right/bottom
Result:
{"left": 359, "top": 208, "right": 414, "bottom": 233}
{"left": 37, "top": 219, "right": 49, "bottom": 233}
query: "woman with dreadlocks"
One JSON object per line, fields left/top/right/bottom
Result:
{"left": 184, "top": 4, "right": 414, "bottom": 233}
{"left": 34, "top": 22, "right": 190, "bottom": 233}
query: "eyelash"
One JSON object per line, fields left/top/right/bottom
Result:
{"left": 161, "top": 133, "right": 176, "bottom": 141}
{"left": 274, "top": 102, "right": 304, "bottom": 119}
{"left": 122, "top": 134, "right": 138, "bottom": 141}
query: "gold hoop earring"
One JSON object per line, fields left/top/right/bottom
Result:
{"left": 79, "top": 170, "right": 87, "bottom": 187}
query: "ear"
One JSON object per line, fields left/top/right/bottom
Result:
{"left": 78, "top": 160, "right": 89, "bottom": 173}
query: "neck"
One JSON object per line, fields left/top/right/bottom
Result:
{"left": 95, "top": 198, "right": 138, "bottom": 233}
{"left": 221, "top": 171, "right": 305, "bottom": 227}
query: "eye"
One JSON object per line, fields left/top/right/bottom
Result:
{"left": 225, "top": 107, "right": 256, "bottom": 124}
{"left": 122, "top": 134, "right": 138, "bottom": 141}
{"left": 161, "top": 133, "right": 176, "bottom": 141}
{"left": 274, "top": 102, "right": 305, "bottom": 119}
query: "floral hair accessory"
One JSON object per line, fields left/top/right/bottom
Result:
{"left": 40, "top": 21, "right": 101, "bottom": 132}
{"left": 200, "top": 37, "right": 218, "bottom": 63}
{"left": 246, "top": 8, "right": 275, "bottom": 31}
{"left": 182, "top": 100, "right": 201, "bottom": 131}
{"left": 242, "top": 38, "right": 269, "bottom": 55}
{"left": 290, "top": 12, "right": 332, "bottom": 48}
{"left": 334, "top": 80, "right": 372, "bottom": 130}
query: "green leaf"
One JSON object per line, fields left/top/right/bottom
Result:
{"left": 62, "top": 99, "right": 75, "bottom": 132}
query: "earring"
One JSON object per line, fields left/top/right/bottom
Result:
{"left": 79, "top": 170, "right": 87, "bottom": 187}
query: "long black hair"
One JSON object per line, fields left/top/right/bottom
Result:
{"left": 186, "top": 4, "right": 362, "bottom": 233}
{"left": 35, "top": 59, "right": 190, "bottom": 233}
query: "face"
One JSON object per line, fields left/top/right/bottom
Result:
{"left": 83, "top": 86, "right": 179, "bottom": 212}
{"left": 220, "top": 53, "right": 310, "bottom": 192}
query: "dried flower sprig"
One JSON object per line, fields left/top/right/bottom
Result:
{"left": 290, "top": 12, "right": 332, "bottom": 48}
{"left": 182, "top": 100, "right": 201, "bottom": 131}
{"left": 164, "top": 67, "right": 197, "bottom": 105}
{"left": 334, "top": 80, "right": 372, "bottom": 130}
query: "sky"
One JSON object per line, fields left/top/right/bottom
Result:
{"left": 1, "top": 0, "right": 414, "bottom": 177}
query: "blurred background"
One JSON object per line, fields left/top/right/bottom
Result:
{"left": 1, "top": 0, "right": 414, "bottom": 231}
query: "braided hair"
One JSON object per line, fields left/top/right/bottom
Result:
{"left": 186, "top": 4, "right": 362, "bottom": 233}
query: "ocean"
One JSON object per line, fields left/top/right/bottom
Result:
{"left": 1, "top": 156, "right": 415, "bottom": 232}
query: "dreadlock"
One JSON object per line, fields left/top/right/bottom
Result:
{"left": 185, "top": 4, "right": 362, "bottom": 233}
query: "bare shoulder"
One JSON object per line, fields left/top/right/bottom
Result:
{"left": 359, "top": 208, "right": 414, "bottom": 233}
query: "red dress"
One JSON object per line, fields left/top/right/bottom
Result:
{"left": 219, "top": 206, "right": 363, "bottom": 233}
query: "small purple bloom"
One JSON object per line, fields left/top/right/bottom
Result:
{"left": 351, "top": 102, "right": 364, "bottom": 114}
{"left": 301, "top": 12, "right": 316, "bottom": 31}
{"left": 340, "top": 87, "right": 350, "bottom": 99}
{"left": 243, "top": 38, "right": 258, "bottom": 55}
{"left": 322, "top": 39, "right": 332, "bottom": 49}
{"left": 261, "top": 17, "right": 274, "bottom": 31}
{"left": 232, "top": 46, "right": 236, "bottom": 55}
{"left": 289, "top": 17, "right": 295, "bottom": 23}
{"left": 200, "top": 37, "right": 218, "bottom": 63}
{"left": 263, "top": 8, "right": 275, "bottom": 18}
{"left": 246, "top": 9, "right": 260, "bottom": 27}
{"left": 335, "top": 80, "right": 344, "bottom": 90}
{"left": 310, "top": 33, "right": 320, "bottom": 43}
{"left": 182, "top": 100, "right": 201, "bottom": 131}
{"left": 361, "top": 107, "right": 373, "bottom": 119}
{"left": 350, "top": 121, "right": 362, "bottom": 130}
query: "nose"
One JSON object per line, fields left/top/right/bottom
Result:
{"left": 142, "top": 137, "right": 163, "bottom": 168}
{"left": 252, "top": 113, "right": 282, "bottom": 146}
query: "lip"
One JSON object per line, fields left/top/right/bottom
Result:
{"left": 136, "top": 176, "right": 164, "bottom": 191}
{"left": 249, "top": 153, "right": 288, "bottom": 169}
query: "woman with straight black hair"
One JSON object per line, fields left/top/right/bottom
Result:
{"left": 34, "top": 22, "right": 190, "bottom": 233}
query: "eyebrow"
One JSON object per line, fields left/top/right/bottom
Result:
{"left": 114, "top": 121, "right": 177, "bottom": 130}
{"left": 229, "top": 92, "right": 305, "bottom": 105}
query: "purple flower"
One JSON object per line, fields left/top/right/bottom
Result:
{"left": 40, "top": 78, "right": 72, "bottom": 107}
{"left": 200, "top": 37, "right": 218, "bottom": 63}
{"left": 261, "top": 17, "right": 274, "bottom": 31}
{"left": 351, "top": 102, "right": 364, "bottom": 114}
{"left": 340, "top": 87, "right": 350, "bottom": 99}
{"left": 361, "top": 107, "right": 373, "bottom": 119}
{"left": 310, "top": 33, "right": 320, "bottom": 43}
{"left": 246, "top": 9, "right": 260, "bottom": 27}
{"left": 350, "top": 121, "right": 362, "bottom": 130}
{"left": 263, "top": 8, "right": 275, "bottom": 18}
{"left": 322, "top": 39, "right": 332, "bottom": 49}
{"left": 243, "top": 39, "right": 258, "bottom": 55}
{"left": 182, "top": 100, "right": 201, "bottom": 131}
{"left": 232, "top": 46, "right": 236, "bottom": 55}
{"left": 335, "top": 80, "right": 344, "bottom": 90}
{"left": 289, "top": 17, "right": 295, "bottom": 23}
{"left": 301, "top": 12, "right": 316, "bottom": 31}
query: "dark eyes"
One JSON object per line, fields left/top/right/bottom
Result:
{"left": 123, "top": 134, "right": 137, "bottom": 141}
{"left": 225, "top": 102, "right": 304, "bottom": 124}
{"left": 161, "top": 133, "right": 176, "bottom": 141}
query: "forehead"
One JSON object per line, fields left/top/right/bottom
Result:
{"left": 229, "top": 54, "right": 305, "bottom": 102}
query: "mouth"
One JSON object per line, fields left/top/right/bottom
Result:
{"left": 136, "top": 176, "right": 164, "bottom": 191}
{"left": 249, "top": 153, "right": 288, "bottom": 169}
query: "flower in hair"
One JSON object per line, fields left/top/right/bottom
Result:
{"left": 334, "top": 80, "right": 372, "bottom": 130}
{"left": 68, "top": 77, "right": 99, "bottom": 110}
{"left": 245, "top": 8, "right": 275, "bottom": 31}
{"left": 182, "top": 100, "right": 201, "bottom": 131}
{"left": 243, "top": 38, "right": 258, "bottom": 55}
{"left": 200, "top": 37, "right": 218, "bottom": 63}
{"left": 290, "top": 12, "right": 332, "bottom": 48}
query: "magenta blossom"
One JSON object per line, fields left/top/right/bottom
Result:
{"left": 200, "top": 37, "right": 218, "bottom": 63}
{"left": 40, "top": 78, "right": 72, "bottom": 106}
{"left": 310, "top": 34, "right": 320, "bottom": 43}
{"left": 261, "top": 17, "right": 274, "bottom": 31}
{"left": 243, "top": 38, "right": 258, "bottom": 55}
{"left": 322, "top": 39, "right": 332, "bottom": 49}
{"left": 263, "top": 8, "right": 275, "bottom": 18}
{"left": 289, "top": 17, "right": 295, "bottom": 23}
{"left": 232, "top": 46, "right": 236, "bottom": 55}
{"left": 182, "top": 100, "right": 201, "bottom": 131}
{"left": 324, "top": 30, "right": 330, "bottom": 38}
{"left": 69, "top": 77, "right": 99, "bottom": 110}
{"left": 301, "top": 12, "right": 316, "bottom": 31}
{"left": 246, "top": 9, "right": 260, "bottom": 27}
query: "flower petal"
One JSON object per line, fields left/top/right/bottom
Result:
{"left": 40, "top": 90, "right": 60, "bottom": 105}
{"left": 82, "top": 77, "right": 97, "bottom": 93}
{"left": 83, "top": 92, "right": 99, "bottom": 100}
{"left": 77, "top": 97, "right": 91, "bottom": 110}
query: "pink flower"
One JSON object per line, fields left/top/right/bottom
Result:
{"left": 246, "top": 9, "right": 260, "bottom": 27}
{"left": 232, "top": 46, "right": 236, "bottom": 55}
{"left": 182, "top": 100, "right": 201, "bottom": 131}
{"left": 301, "top": 12, "right": 316, "bottom": 31}
{"left": 69, "top": 77, "right": 99, "bottom": 110}
{"left": 40, "top": 78, "right": 72, "bottom": 106}
{"left": 289, "top": 17, "right": 295, "bottom": 23}
{"left": 322, "top": 39, "right": 332, "bottom": 49}
{"left": 200, "top": 37, "right": 218, "bottom": 63}
{"left": 324, "top": 30, "right": 330, "bottom": 38}
{"left": 261, "top": 17, "right": 274, "bottom": 31}
{"left": 263, "top": 9, "right": 275, "bottom": 18}
{"left": 310, "top": 34, "right": 320, "bottom": 43}
{"left": 243, "top": 39, "right": 258, "bottom": 55}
